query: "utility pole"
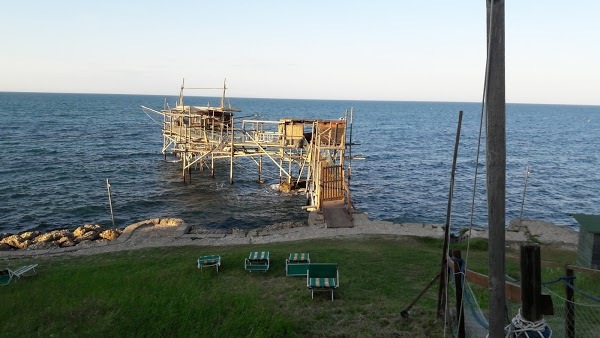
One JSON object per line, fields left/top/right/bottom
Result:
{"left": 485, "top": 0, "right": 506, "bottom": 336}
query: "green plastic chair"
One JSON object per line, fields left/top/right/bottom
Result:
{"left": 307, "top": 263, "right": 339, "bottom": 300}
{"left": 197, "top": 255, "right": 221, "bottom": 273}
{"left": 244, "top": 251, "right": 270, "bottom": 272}
{"left": 286, "top": 252, "right": 310, "bottom": 276}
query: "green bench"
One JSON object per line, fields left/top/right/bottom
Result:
{"left": 307, "top": 263, "right": 339, "bottom": 300}
{"left": 197, "top": 255, "right": 221, "bottom": 273}
{"left": 244, "top": 251, "right": 270, "bottom": 272}
{"left": 286, "top": 252, "right": 310, "bottom": 276}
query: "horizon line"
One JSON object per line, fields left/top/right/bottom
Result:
{"left": 1, "top": 90, "right": 599, "bottom": 108}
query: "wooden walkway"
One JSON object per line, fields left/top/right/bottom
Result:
{"left": 322, "top": 200, "right": 353, "bottom": 228}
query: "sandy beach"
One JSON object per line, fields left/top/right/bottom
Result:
{"left": 0, "top": 213, "right": 579, "bottom": 260}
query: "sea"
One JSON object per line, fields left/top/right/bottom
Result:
{"left": 1, "top": 92, "right": 599, "bottom": 234}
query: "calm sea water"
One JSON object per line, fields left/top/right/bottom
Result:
{"left": 1, "top": 92, "right": 598, "bottom": 233}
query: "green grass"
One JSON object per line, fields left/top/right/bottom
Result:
{"left": 0, "top": 236, "right": 579, "bottom": 337}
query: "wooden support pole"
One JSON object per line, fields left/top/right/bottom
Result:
{"left": 486, "top": 1, "right": 506, "bottom": 336}
{"left": 230, "top": 116, "right": 234, "bottom": 185}
{"left": 258, "top": 155, "right": 263, "bottom": 183}
{"left": 437, "top": 110, "right": 463, "bottom": 318}
{"left": 521, "top": 245, "right": 542, "bottom": 322}
{"left": 288, "top": 148, "right": 292, "bottom": 184}
{"left": 452, "top": 250, "right": 466, "bottom": 338}
{"left": 211, "top": 152, "right": 215, "bottom": 178}
{"left": 279, "top": 157, "right": 283, "bottom": 185}
{"left": 565, "top": 267, "right": 575, "bottom": 338}
{"left": 182, "top": 154, "right": 186, "bottom": 183}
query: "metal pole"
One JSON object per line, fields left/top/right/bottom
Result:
{"left": 437, "top": 110, "right": 463, "bottom": 318}
{"left": 486, "top": 1, "right": 506, "bottom": 336}
{"left": 106, "top": 179, "right": 115, "bottom": 228}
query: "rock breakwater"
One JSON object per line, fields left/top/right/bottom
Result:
{"left": 0, "top": 224, "right": 122, "bottom": 251}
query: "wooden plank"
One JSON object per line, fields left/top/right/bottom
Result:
{"left": 447, "top": 258, "right": 521, "bottom": 302}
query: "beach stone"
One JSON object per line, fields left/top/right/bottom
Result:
{"left": 5, "top": 238, "right": 33, "bottom": 249}
{"left": 34, "top": 229, "right": 72, "bottom": 243}
{"left": 0, "top": 243, "right": 12, "bottom": 251}
{"left": 73, "top": 224, "right": 103, "bottom": 238}
{"left": 58, "top": 237, "right": 76, "bottom": 247}
{"left": 19, "top": 231, "right": 41, "bottom": 241}
{"left": 99, "top": 229, "right": 120, "bottom": 241}
{"left": 0, "top": 235, "right": 27, "bottom": 249}
{"left": 76, "top": 231, "right": 100, "bottom": 242}
{"left": 158, "top": 218, "right": 183, "bottom": 227}
{"left": 73, "top": 226, "right": 86, "bottom": 238}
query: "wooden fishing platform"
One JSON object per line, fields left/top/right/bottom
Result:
{"left": 141, "top": 80, "right": 354, "bottom": 224}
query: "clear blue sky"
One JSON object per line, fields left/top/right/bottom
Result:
{"left": 1, "top": 1, "right": 599, "bottom": 105}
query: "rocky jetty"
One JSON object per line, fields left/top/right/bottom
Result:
{"left": 0, "top": 224, "right": 122, "bottom": 251}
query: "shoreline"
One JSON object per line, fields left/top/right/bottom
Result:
{"left": 0, "top": 214, "right": 578, "bottom": 260}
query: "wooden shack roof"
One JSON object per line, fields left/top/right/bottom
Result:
{"left": 573, "top": 214, "right": 600, "bottom": 233}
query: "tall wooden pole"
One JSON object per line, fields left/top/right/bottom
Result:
{"left": 230, "top": 115, "right": 234, "bottom": 185}
{"left": 486, "top": 0, "right": 506, "bottom": 336}
{"left": 565, "top": 267, "right": 575, "bottom": 338}
{"left": 437, "top": 111, "right": 463, "bottom": 318}
{"left": 520, "top": 245, "right": 542, "bottom": 322}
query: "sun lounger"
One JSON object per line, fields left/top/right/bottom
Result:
{"left": 197, "top": 255, "right": 221, "bottom": 273}
{"left": 1, "top": 264, "right": 38, "bottom": 286}
{"left": 0, "top": 269, "right": 11, "bottom": 286}
{"left": 307, "top": 263, "right": 339, "bottom": 301}
{"left": 286, "top": 252, "right": 310, "bottom": 276}
{"left": 244, "top": 251, "right": 270, "bottom": 272}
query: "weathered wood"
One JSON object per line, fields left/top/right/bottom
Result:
{"left": 142, "top": 82, "right": 351, "bottom": 213}
{"left": 565, "top": 267, "right": 575, "bottom": 338}
{"left": 521, "top": 245, "right": 542, "bottom": 322}
{"left": 437, "top": 111, "right": 463, "bottom": 318}
{"left": 486, "top": 0, "right": 506, "bottom": 336}
{"left": 447, "top": 257, "right": 521, "bottom": 302}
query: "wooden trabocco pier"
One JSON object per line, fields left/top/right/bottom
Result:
{"left": 142, "top": 80, "right": 353, "bottom": 226}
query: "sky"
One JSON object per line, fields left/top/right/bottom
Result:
{"left": 1, "top": 1, "right": 599, "bottom": 105}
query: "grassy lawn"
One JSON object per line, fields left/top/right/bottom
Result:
{"left": 0, "top": 236, "right": 579, "bottom": 337}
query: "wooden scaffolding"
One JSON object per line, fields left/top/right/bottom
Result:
{"left": 141, "top": 81, "right": 353, "bottom": 214}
